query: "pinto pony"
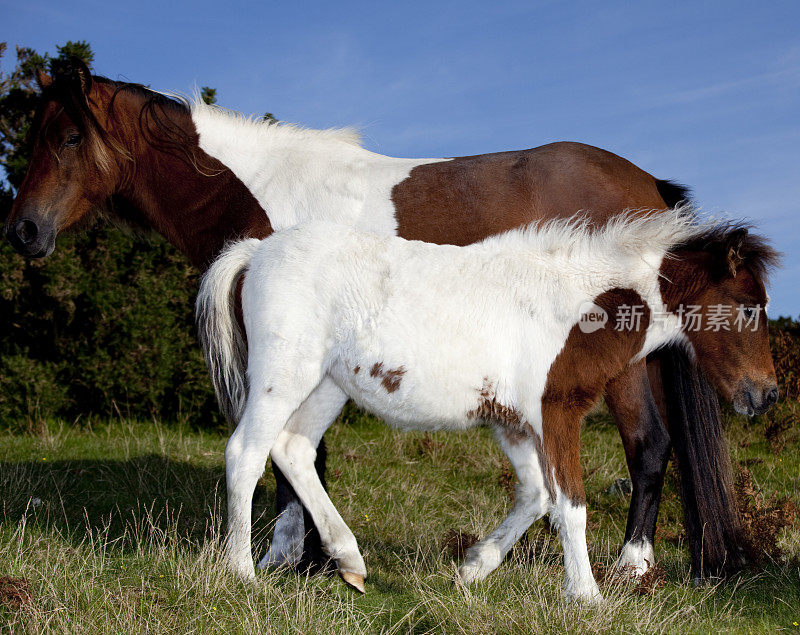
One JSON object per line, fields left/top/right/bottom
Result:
{"left": 4, "top": 59, "right": 761, "bottom": 578}
{"left": 197, "top": 211, "right": 778, "bottom": 601}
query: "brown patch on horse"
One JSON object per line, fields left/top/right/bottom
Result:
{"left": 381, "top": 367, "right": 405, "bottom": 393}
{"left": 468, "top": 378, "right": 520, "bottom": 426}
{"left": 353, "top": 365, "right": 360, "bottom": 374}
{"left": 391, "top": 143, "right": 668, "bottom": 246}
{"left": 466, "top": 378, "right": 537, "bottom": 443}
{"left": 541, "top": 288, "right": 651, "bottom": 504}
{"left": 369, "top": 362, "right": 406, "bottom": 393}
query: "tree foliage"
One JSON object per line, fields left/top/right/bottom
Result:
{"left": 200, "top": 86, "right": 217, "bottom": 105}
{"left": 0, "top": 42, "right": 222, "bottom": 428}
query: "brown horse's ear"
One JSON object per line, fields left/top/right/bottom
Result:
{"left": 70, "top": 58, "right": 92, "bottom": 94}
{"left": 725, "top": 228, "right": 748, "bottom": 277}
{"left": 36, "top": 69, "right": 53, "bottom": 90}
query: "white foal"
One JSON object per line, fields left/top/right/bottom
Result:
{"left": 197, "top": 211, "right": 702, "bottom": 602}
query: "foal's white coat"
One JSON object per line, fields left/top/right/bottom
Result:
{"left": 198, "top": 212, "right": 697, "bottom": 601}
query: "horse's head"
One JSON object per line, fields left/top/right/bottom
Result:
{"left": 5, "top": 60, "right": 123, "bottom": 257}
{"left": 661, "top": 224, "right": 781, "bottom": 416}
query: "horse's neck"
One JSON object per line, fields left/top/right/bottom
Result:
{"left": 189, "top": 105, "right": 439, "bottom": 231}
{"left": 114, "top": 99, "right": 271, "bottom": 269}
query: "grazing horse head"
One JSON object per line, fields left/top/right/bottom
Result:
{"left": 661, "top": 223, "right": 780, "bottom": 416}
{"left": 5, "top": 60, "right": 124, "bottom": 257}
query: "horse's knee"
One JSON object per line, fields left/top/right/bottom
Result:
{"left": 515, "top": 481, "right": 548, "bottom": 515}
{"left": 271, "top": 431, "right": 315, "bottom": 470}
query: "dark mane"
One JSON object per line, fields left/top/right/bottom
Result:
{"left": 655, "top": 179, "right": 692, "bottom": 208}
{"left": 674, "top": 221, "right": 781, "bottom": 281}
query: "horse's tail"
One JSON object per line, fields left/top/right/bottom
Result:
{"left": 657, "top": 346, "right": 746, "bottom": 578}
{"left": 196, "top": 238, "right": 262, "bottom": 425}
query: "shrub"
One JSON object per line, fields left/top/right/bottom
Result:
{"left": 0, "top": 224, "right": 221, "bottom": 428}
{"left": 770, "top": 318, "right": 800, "bottom": 401}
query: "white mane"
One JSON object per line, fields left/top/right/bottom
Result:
{"left": 190, "top": 99, "right": 364, "bottom": 148}
{"left": 481, "top": 205, "right": 705, "bottom": 264}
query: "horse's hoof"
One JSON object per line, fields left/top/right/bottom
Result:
{"left": 340, "top": 570, "right": 366, "bottom": 593}
{"left": 457, "top": 563, "right": 483, "bottom": 585}
{"left": 564, "top": 588, "right": 603, "bottom": 604}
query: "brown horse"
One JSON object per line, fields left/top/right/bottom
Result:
{"left": 4, "top": 60, "right": 772, "bottom": 580}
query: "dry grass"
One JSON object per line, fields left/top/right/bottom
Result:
{"left": 0, "top": 406, "right": 797, "bottom": 633}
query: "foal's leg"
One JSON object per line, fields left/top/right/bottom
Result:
{"left": 259, "top": 378, "right": 347, "bottom": 571}
{"left": 225, "top": 390, "right": 307, "bottom": 579}
{"left": 458, "top": 428, "right": 549, "bottom": 584}
{"left": 541, "top": 407, "right": 602, "bottom": 603}
{"left": 604, "top": 359, "right": 670, "bottom": 577}
{"left": 270, "top": 378, "right": 367, "bottom": 592}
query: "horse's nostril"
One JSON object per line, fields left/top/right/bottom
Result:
{"left": 15, "top": 219, "right": 39, "bottom": 244}
{"left": 765, "top": 387, "right": 779, "bottom": 407}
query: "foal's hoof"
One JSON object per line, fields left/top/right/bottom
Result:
{"left": 340, "top": 570, "right": 366, "bottom": 594}
{"left": 457, "top": 562, "right": 490, "bottom": 585}
{"left": 564, "top": 587, "right": 603, "bottom": 605}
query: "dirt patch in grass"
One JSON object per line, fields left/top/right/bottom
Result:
{"left": 591, "top": 562, "right": 666, "bottom": 596}
{"left": 635, "top": 563, "right": 666, "bottom": 595}
{"left": 441, "top": 529, "right": 478, "bottom": 559}
{"left": 417, "top": 433, "right": 444, "bottom": 457}
{"left": 0, "top": 576, "right": 32, "bottom": 610}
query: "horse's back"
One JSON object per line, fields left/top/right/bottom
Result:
{"left": 391, "top": 141, "right": 669, "bottom": 246}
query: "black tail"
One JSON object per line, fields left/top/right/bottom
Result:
{"left": 655, "top": 179, "right": 692, "bottom": 208}
{"left": 657, "top": 345, "right": 746, "bottom": 578}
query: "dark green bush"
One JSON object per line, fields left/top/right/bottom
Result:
{"left": 0, "top": 224, "right": 222, "bottom": 428}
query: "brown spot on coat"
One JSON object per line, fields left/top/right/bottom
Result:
{"left": 381, "top": 367, "right": 406, "bottom": 393}
{"left": 353, "top": 366, "right": 360, "bottom": 374}
{"left": 369, "top": 362, "right": 406, "bottom": 393}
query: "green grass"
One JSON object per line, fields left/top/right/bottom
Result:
{"left": 0, "top": 404, "right": 798, "bottom": 633}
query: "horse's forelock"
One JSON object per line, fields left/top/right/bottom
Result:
{"left": 32, "top": 75, "right": 116, "bottom": 175}
{"left": 674, "top": 222, "right": 781, "bottom": 284}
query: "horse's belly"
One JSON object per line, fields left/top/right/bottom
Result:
{"left": 327, "top": 356, "right": 487, "bottom": 432}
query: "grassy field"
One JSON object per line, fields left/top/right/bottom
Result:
{"left": 0, "top": 402, "right": 797, "bottom": 633}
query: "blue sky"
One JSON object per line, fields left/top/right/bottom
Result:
{"left": 5, "top": 0, "right": 799, "bottom": 316}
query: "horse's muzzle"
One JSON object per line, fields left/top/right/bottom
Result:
{"left": 733, "top": 380, "right": 779, "bottom": 417}
{"left": 4, "top": 216, "right": 56, "bottom": 258}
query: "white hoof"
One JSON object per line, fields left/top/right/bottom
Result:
{"left": 564, "top": 584, "right": 603, "bottom": 604}
{"left": 458, "top": 559, "right": 495, "bottom": 584}
{"left": 340, "top": 570, "right": 366, "bottom": 593}
{"left": 613, "top": 539, "right": 654, "bottom": 579}
{"left": 229, "top": 560, "right": 257, "bottom": 581}
{"left": 457, "top": 542, "right": 502, "bottom": 585}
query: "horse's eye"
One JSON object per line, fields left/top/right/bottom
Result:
{"left": 63, "top": 132, "right": 82, "bottom": 147}
{"left": 743, "top": 306, "right": 758, "bottom": 320}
